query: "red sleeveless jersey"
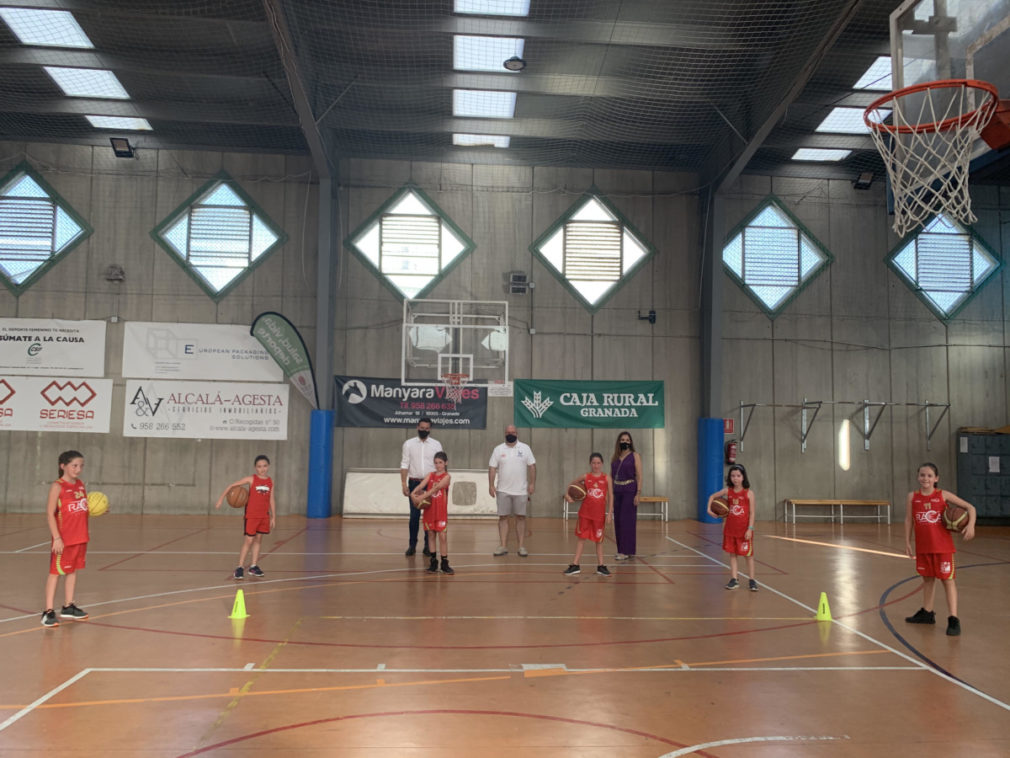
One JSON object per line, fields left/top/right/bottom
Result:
{"left": 724, "top": 487, "right": 751, "bottom": 537}
{"left": 579, "top": 473, "right": 608, "bottom": 520}
{"left": 246, "top": 476, "right": 273, "bottom": 519}
{"left": 911, "top": 489, "right": 955, "bottom": 554}
{"left": 56, "top": 478, "right": 89, "bottom": 546}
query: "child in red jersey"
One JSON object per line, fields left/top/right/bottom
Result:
{"left": 216, "top": 455, "right": 276, "bottom": 580}
{"left": 707, "top": 464, "right": 757, "bottom": 591}
{"left": 562, "top": 453, "right": 614, "bottom": 577}
{"left": 904, "top": 462, "right": 976, "bottom": 636}
{"left": 411, "top": 451, "right": 453, "bottom": 574}
{"left": 42, "top": 450, "right": 91, "bottom": 627}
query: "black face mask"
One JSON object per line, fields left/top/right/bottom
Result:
{"left": 505, "top": 434, "right": 518, "bottom": 443}
{"left": 418, "top": 429, "right": 430, "bottom": 439}
{"left": 620, "top": 442, "right": 631, "bottom": 450}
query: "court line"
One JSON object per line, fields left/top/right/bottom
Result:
{"left": 765, "top": 535, "right": 907, "bottom": 558}
{"left": 0, "top": 668, "right": 90, "bottom": 732}
{"left": 318, "top": 614, "right": 813, "bottom": 621}
{"left": 660, "top": 734, "right": 849, "bottom": 757}
{"left": 15, "top": 541, "right": 51, "bottom": 553}
{"left": 667, "top": 536, "right": 1010, "bottom": 714}
{"left": 99, "top": 528, "right": 209, "bottom": 571}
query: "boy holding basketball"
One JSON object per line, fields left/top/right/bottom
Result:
{"left": 410, "top": 451, "right": 453, "bottom": 574}
{"left": 904, "top": 462, "right": 976, "bottom": 636}
{"left": 216, "top": 455, "right": 276, "bottom": 580}
{"left": 562, "top": 453, "right": 613, "bottom": 576}
{"left": 707, "top": 464, "right": 757, "bottom": 591}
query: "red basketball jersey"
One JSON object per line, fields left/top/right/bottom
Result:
{"left": 724, "top": 487, "right": 751, "bottom": 538}
{"left": 579, "top": 473, "right": 608, "bottom": 520}
{"left": 56, "top": 478, "right": 89, "bottom": 546}
{"left": 911, "top": 489, "right": 955, "bottom": 554}
{"left": 246, "top": 476, "right": 273, "bottom": 519}
{"left": 423, "top": 471, "right": 449, "bottom": 531}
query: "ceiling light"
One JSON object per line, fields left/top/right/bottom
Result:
{"left": 454, "top": 133, "right": 510, "bottom": 148}
{"left": 109, "top": 138, "right": 134, "bottom": 158}
{"left": 454, "top": 36, "right": 525, "bottom": 73}
{"left": 88, "top": 116, "right": 152, "bottom": 131}
{"left": 453, "top": 90, "right": 517, "bottom": 119}
{"left": 503, "top": 56, "right": 526, "bottom": 72}
{"left": 791, "top": 148, "right": 851, "bottom": 162}
{"left": 0, "top": 8, "right": 93, "bottom": 48}
{"left": 44, "top": 67, "right": 129, "bottom": 99}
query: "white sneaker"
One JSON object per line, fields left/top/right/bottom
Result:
{"left": 518, "top": 547, "right": 529, "bottom": 557}
{"left": 615, "top": 553, "right": 628, "bottom": 561}
{"left": 493, "top": 545, "right": 507, "bottom": 556}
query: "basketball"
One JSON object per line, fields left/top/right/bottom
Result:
{"left": 710, "top": 496, "right": 729, "bottom": 518}
{"left": 566, "top": 484, "right": 586, "bottom": 501}
{"left": 87, "top": 491, "right": 109, "bottom": 517}
{"left": 418, "top": 496, "right": 432, "bottom": 511}
{"left": 943, "top": 503, "right": 968, "bottom": 532}
{"left": 226, "top": 485, "right": 249, "bottom": 509}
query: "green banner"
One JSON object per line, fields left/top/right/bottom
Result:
{"left": 514, "top": 379, "right": 664, "bottom": 428}
{"left": 251, "top": 311, "right": 318, "bottom": 409}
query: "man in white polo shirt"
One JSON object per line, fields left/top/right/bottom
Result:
{"left": 400, "top": 417, "right": 442, "bottom": 557}
{"left": 488, "top": 423, "right": 536, "bottom": 557}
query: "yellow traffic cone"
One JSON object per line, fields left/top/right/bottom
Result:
{"left": 229, "top": 589, "right": 249, "bottom": 619}
{"left": 815, "top": 591, "right": 832, "bottom": 621}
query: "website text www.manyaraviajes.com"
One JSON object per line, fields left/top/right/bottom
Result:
{"left": 383, "top": 417, "right": 474, "bottom": 425}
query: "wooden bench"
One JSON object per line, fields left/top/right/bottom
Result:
{"left": 563, "top": 495, "right": 668, "bottom": 521}
{"left": 785, "top": 498, "right": 890, "bottom": 524}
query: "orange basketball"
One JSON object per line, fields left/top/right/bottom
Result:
{"left": 566, "top": 484, "right": 586, "bottom": 501}
{"left": 226, "top": 485, "right": 249, "bottom": 509}
{"left": 418, "top": 497, "right": 432, "bottom": 511}
{"left": 710, "top": 496, "right": 730, "bottom": 518}
{"left": 943, "top": 503, "right": 968, "bottom": 532}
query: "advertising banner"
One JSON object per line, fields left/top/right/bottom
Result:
{"left": 123, "top": 380, "right": 289, "bottom": 439}
{"left": 250, "top": 312, "right": 319, "bottom": 409}
{"left": 122, "top": 322, "right": 282, "bottom": 381}
{"left": 514, "top": 379, "right": 665, "bottom": 428}
{"left": 0, "top": 376, "right": 113, "bottom": 432}
{"left": 0, "top": 319, "right": 106, "bottom": 377}
{"left": 334, "top": 375, "right": 487, "bottom": 429}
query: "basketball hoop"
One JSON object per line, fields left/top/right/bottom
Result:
{"left": 441, "top": 372, "right": 469, "bottom": 404}
{"left": 863, "top": 79, "right": 999, "bottom": 237}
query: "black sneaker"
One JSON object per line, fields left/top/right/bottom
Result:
{"left": 60, "top": 603, "right": 89, "bottom": 620}
{"left": 41, "top": 609, "right": 59, "bottom": 628}
{"left": 946, "top": 616, "right": 961, "bottom": 636}
{"left": 905, "top": 607, "right": 936, "bottom": 624}
{"left": 440, "top": 558, "right": 454, "bottom": 575}
{"left": 426, "top": 556, "right": 438, "bottom": 573}
{"left": 563, "top": 564, "right": 580, "bottom": 576}
{"left": 233, "top": 566, "right": 244, "bottom": 581}
{"left": 749, "top": 579, "right": 759, "bottom": 592}
{"left": 596, "top": 565, "right": 611, "bottom": 577}
{"left": 248, "top": 565, "right": 265, "bottom": 578}
{"left": 404, "top": 546, "right": 416, "bottom": 556}
{"left": 725, "top": 578, "right": 739, "bottom": 590}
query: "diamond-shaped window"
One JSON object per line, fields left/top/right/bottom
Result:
{"left": 722, "top": 197, "right": 832, "bottom": 317}
{"left": 887, "top": 214, "right": 1000, "bottom": 320}
{"left": 345, "top": 184, "right": 475, "bottom": 300}
{"left": 530, "top": 191, "right": 655, "bottom": 312}
{"left": 151, "top": 173, "right": 287, "bottom": 300}
{"left": 0, "top": 162, "right": 92, "bottom": 295}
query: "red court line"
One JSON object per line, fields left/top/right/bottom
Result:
{"left": 98, "top": 528, "right": 209, "bottom": 571}
{"left": 264, "top": 525, "right": 307, "bottom": 555}
{"left": 0, "top": 602, "right": 35, "bottom": 614}
{"left": 633, "top": 555, "right": 678, "bottom": 584}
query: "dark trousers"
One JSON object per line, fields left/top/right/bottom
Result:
{"left": 614, "top": 489, "right": 638, "bottom": 555}
{"left": 407, "top": 477, "right": 423, "bottom": 548}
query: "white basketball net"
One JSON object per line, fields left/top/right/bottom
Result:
{"left": 865, "top": 81, "right": 997, "bottom": 237}
{"left": 442, "top": 373, "right": 469, "bottom": 404}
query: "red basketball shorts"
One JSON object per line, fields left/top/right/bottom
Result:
{"left": 50, "top": 543, "right": 87, "bottom": 575}
{"left": 575, "top": 515, "right": 605, "bottom": 543}
{"left": 244, "top": 516, "right": 271, "bottom": 536}
{"left": 723, "top": 533, "right": 753, "bottom": 556}
{"left": 916, "top": 552, "right": 955, "bottom": 580}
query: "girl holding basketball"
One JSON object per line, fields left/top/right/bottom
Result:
{"left": 706, "top": 464, "right": 757, "bottom": 591}
{"left": 411, "top": 451, "right": 453, "bottom": 574}
{"left": 904, "top": 462, "right": 976, "bottom": 636}
{"left": 41, "top": 450, "right": 91, "bottom": 627}
{"left": 215, "top": 454, "right": 275, "bottom": 580}
{"left": 562, "top": 453, "right": 614, "bottom": 577}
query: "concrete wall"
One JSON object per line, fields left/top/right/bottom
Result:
{"left": 2, "top": 143, "right": 1006, "bottom": 522}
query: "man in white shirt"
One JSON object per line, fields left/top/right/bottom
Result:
{"left": 488, "top": 423, "right": 536, "bottom": 557}
{"left": 400, "top": 417, "right": 443, "bottom": 556}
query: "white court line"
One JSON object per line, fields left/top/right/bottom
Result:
{"left": 660, "top": 734, "right": 849, "bottom": 757}
{"left": 14, "top": 541, "right": 51, "bottom": 553}
{"left": 0, "top": 669, "right": 91, "bottom": 733}
{"left": 666, "top": 536, "right": 1010, "bottom": 713}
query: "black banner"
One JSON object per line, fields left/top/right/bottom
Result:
{"left": 334, "top": 376, "right": 487, "bottom": 429}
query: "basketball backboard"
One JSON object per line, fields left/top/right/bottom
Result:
{"left": 401, "top": 299, "right": 509, "bottom": 388}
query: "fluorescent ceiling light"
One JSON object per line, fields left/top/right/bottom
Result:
{"left": 454, "top": 0, "right": 530, "bottom": 16}
{"left": 792, "top": 148, "right": 851, "bottom": 162}
{"left": 85, "top": 115, "right": 152, "bottom": 131}
{"left": 44, "top": 67, "right": 129, "bottom": 99}
{"left": 454, "top": 133, "right": 510, "bottom": 148}
{"left": 815, "top": 106, "right": 885, "bottom": 134}
{"left": 453, "top": 89, "right": 517, "bottom": 118}
{"left": 454, "top": 36, "right": 525, "bottom": 73}
{"left": 854, "top": 56, "right": 891, "bottom": 90}
{"left": 0, "top": 8, "right": 93, "bottom": 48}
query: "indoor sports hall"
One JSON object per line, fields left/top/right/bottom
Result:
{"left": 1, "top": 1, "right": 1009, "bottom": 756}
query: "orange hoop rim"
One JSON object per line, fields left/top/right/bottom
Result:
{"left": 441, "top": 372, "right": 469, "bottom": 386}
{"left": 863, "top": 78, "right": 998, "bottom": 135}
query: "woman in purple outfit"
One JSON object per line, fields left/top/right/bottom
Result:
{"left": 611, "top": 431, "right": 643, "bottom": 560}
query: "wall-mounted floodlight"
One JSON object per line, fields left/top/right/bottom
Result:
{"left": 109, "top": 137, "right": 134, "bottom": 158}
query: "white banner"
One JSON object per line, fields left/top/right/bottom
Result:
{"left": 122, "top": 322, "right": 283, "bottom": 381}
{"left": 0, "top": 319, "right": 106, "bottom": 377}
{"left": 123, "top": 380, "right": 288, "bottom": 439}
{"left": 0, "top": 376, "right": 113, "bottom": 432}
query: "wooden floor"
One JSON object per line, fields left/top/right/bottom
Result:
{"left": 1, "top": 513, "right": 1008, "bottom": 757}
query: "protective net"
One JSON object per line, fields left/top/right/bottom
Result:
{"left": 864, "top": 80, "right": 998, "bottom": 237}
